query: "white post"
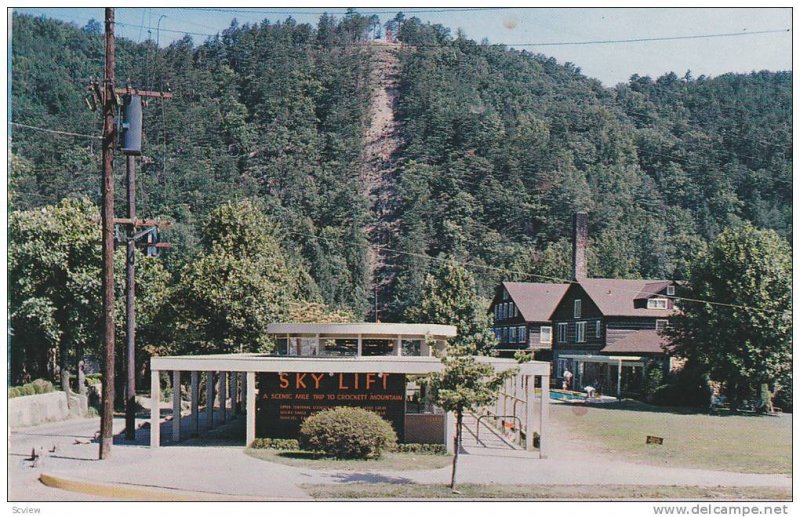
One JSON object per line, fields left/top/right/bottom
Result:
{"left": 246, "top": 371, "right": 256, "bottom": 447}
{"left": 190, "top": 371, "right": 199, "bottom": 437}
{"left": 495, "top": 383, "right": 502, "bottom": 426}
{"left": 617, "top": 359, "right": 623, "bottom": 400}
{"left": 150, "top": 369, "right": 160, "bottom": 448}
{"left": 171, "top": 370, "right": 181, "bottom": 442}
{"left": 396, "top": 335, "right": 402, "bottom": 356}
{"left": 220, "top": 372, "right": 227, "bottom": 423}
{"left": 357, "top": 334, "right": 363, "bottom": 357}
{"left": 444, "top": 411, "right": 455, "bottom": 454}
{"left": 525, "top": 375, "right": 535, "bottom": 451}
{"left": 539, "top": 374, "right": 550, "bottom": 459}
{"left": 206, "top": 371, "right": 214, "bottom": 430}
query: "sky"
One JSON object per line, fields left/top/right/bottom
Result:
{"left": 10, "top": 6, "right": 793, "bottom": 86}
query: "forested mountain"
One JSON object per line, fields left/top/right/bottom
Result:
{"left": 10, "top": 12, "right": 792, "bottom": 323}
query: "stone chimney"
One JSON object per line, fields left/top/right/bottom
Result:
{"left": 572, "top": 212, "right": 588, "bottom": 280}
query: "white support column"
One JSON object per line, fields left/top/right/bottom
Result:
{"left": 495, "top": 383, "right": 502, "bottom": 426}
{"left": 206, "top": 371, "right": 214, "bottom": 430}
{"left": 150, "top": 369, "right": 160, "bottom": 448}
{"left": 190, "top": 371, "right": 199, "bottom": 437}
{"left": 539, "top": 374, "right": 550, "bottom": 459}
{"left": 357, "top": 334, "right": 362, "bottom": 357}
{"left": 396, "top": 335, "right": 402, "bottom": 356}
{"left": 525, "top": 375, "right": 535, "bottom": 451}
{"left": 444, "top": 411, "right": 455, "bottom": 454}
{"left": 172, "top": 370, "right": 181, "bottom": 442}
{"left": 220, "top": 372, "right": 227, "bottom": 423}
{"left": 617, "top": 358, "right": 623, "bottom": 400}
{"left": 246, "top": 371, "right": 256, "bottom": 447}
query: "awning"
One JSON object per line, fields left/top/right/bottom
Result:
{"left": 559, "top": 354, "right": 645, "bottom": 399}
{"left": 559, "top": 354, "right": 646, "bottom": 367}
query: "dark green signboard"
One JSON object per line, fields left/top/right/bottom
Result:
{"left": 256, "top": 372, "right": 406, "bottom": 441}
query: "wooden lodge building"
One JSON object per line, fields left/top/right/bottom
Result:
{"left": 489, "top": 213, "right": 678, "bottom": 397}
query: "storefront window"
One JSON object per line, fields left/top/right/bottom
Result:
{"left": 362, "top": 339, "right": 395, "bottom": 356}
{"left": 402, "top": 339, "right": 422, "bottom": 356}
{"left": 319, "top": 338, "right": 357, "bottom": 356}
{"left": 275, "top": 338, "right": 289, "bottom": 355}
{"left": 289, "top": 337, "right": 317, "bottom": 356}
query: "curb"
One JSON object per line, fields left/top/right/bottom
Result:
{"left": 38, "top": 473, "right": 261, "bottom": 501}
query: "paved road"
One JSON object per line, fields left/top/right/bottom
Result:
{"left": 9, "top": 412, "right": 791, "bottom": 501}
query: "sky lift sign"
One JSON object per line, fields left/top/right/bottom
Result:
{"left": 256, "top": 372, "right": 406, "bottom": 441}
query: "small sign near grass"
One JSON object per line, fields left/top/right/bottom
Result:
{"left": 646, "top": 435, "right": 664, "bottom": 445}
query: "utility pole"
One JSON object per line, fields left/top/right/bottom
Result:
{"left": 99, "top": 6, "right": 116, "bottom": 460}
{"left": 96, "top": 8, "right": 173, "bottom": 453}
{"left": 118, "top": 87, "right": 172, "bottom": 441}
{"left": 125, "top": 154, "right": 136, "bottom": 441}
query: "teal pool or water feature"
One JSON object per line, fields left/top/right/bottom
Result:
{"left": 550, "top": 390, "right": 586, "bottom": 401}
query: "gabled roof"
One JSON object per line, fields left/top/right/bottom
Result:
{"left": 502, "top": 282, "right": 571, "bottom": 322}
{"left": 634, "top": 281, "right": 672, "bottom": 300}
{"left": 601, "top": 330, "right": 668, "bottom": 355}
{"left": 578, "top": 278, "right": 674, "bottom": 318}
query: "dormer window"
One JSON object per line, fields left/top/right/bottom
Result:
{"left": 667, "top": 285, "right": 675, "bottom": 296}
{"left": 503, "top": 289, "right": 509, "bottom": 301}
{"left": 648, "top": 298, "right": 668, "bottom": 309}
{"left": 574, "top": 299, "right": 582, "bottom": 318}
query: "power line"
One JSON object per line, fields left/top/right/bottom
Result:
{"left": 186, "top": 7, "right": 511, "bottom": 15}
{"left": 10, "top": 122, "right": 102, "bottom": 140}
{"left": 113, "top": 20, "right": 790, "bottom": 49}
{"left": 279, "top": 227, "right": 788, "bottom": 317}
{"left": 507, "top": 28, "right": 790, "bottom": 47}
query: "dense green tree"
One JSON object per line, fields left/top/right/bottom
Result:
{"left": 9, "top": 198, "right": 170, "bottom": 384}
{"left": 405, "top": 260, "right": 496, "bottom": 354}
{"left": 171, "top": 200, "right": 315, "bottom": 355}
{"left": 666, "top": 225, "right": 792, "bottom": 408}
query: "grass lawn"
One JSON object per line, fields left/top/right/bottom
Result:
{"left": 245, "top": 448, "right": 452, "bottom": 471}
{"left": 302, "top": 483, "right": 791, "bottom": 500}
{"left": 551, "top": 401, "right": 791, "bottom": 474}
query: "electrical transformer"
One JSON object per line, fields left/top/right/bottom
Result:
{"left": 120, "top": 95, "right": 143, "bottom": 155}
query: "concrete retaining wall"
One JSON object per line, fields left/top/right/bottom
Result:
{"left": 404, "top": 413, "right": 444, "bottom": 444}
{"left": 8, "top": 391, "right": 89, "bottom": 428}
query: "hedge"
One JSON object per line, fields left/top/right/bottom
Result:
{"left": 250, "top": 438, "right": 300, "bottom": 450}
{"left": 8, "top": 379, "right": 55, "bottom": 398}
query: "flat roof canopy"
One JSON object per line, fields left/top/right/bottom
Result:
{"left": 559, "top": 354, "right": 645, "bottom": 366}
{"left": 151, "top": 354, "right": 550, "bottom": 376}
{"left": 267, "top": 322, "right": 458, "bottom": 338}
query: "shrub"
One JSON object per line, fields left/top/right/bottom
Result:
{"left": 643, "top": 364, "right": 664, "bottom": 402}
{"left": 250, "top": 438, "right": 300, "bottom": 450}
{"left": 299, "top": 407, "right": 397, "bottom": 459}
{"left": 8, "top": 387, "right": 21, "bottom": 398}
{"left": 85, "top": 374, "right": 102, "bottom": 386}
{"left": 20, "top": 384, "right": 36, "bottom": 396}
{"left": 395, "top": 443, "right": 447, "bottom": 455}
{"left": 32, "top": 379, "right": 54, "bottom": 394}
{"left": 773, "top": 383, "right": 792, "bottom": 413}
